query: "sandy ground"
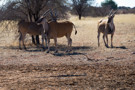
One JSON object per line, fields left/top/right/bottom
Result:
{"left": 0, "top": 14, "right": 135, "bottom": 89}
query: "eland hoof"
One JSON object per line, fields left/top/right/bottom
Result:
{"left": 46, "top": 50, "right": 50, "bottom": 53}
{"left": 105, "top": 45, "right": 109, "bottom": 48}
{"left": 42, "top": 47, "right": 46, "bottom": 51}
{"left": 66, "top": 49, "right": 72, "bottom": 53}
{"left": 24, "top": 47, "right": 27, "bottom": 50}
{"left": 19, "top": 47, "right": 22, "bottom": 50}
{"left": 54, "top": 50, "right": 58, "bottom": 53}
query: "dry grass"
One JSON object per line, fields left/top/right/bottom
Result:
{"left": 0, "top": 21, "right": 18, "bottom": 46}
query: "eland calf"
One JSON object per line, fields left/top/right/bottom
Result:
{"left": 18, "top": 20, "right": 45, "bottom": 50}
{"left": 18, "top": 10, "right": 50, "bottom": 50}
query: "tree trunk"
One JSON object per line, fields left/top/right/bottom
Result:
{"left": 33, "top": 14, "right": 40, "bottom": 45}
{"left": 32, "top": 35, "right": 36, "bottom": 45}
{"left": 36, "top": 35, "right": 40, "bottom": 45}
{"left": 79, "top": 14, "right": 82, "bottom": 20}
{"left": 29, "top": 13, "right": 37, "bottom": 45}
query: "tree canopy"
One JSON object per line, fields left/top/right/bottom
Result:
{"left": 101, "top": 0, "right": 117, "bottom": 10}
{"left": 0, "top": 0, "right": 69, "bottom": 21}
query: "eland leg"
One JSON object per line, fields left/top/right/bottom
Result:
{"left": 106, "top": 35, "right": 109, "bottom": 47}
{"left": 41, "top": 34, "right": 45, "bottom": 50}
{"left": 46, "top": 38, "right": 50, "bottom": 53}
{"left": 103, "top": 34, "right": 108, "bottom": 48}
{"left": 19, "top": 32, "right": 22, "bottom": 50}
{"left": 111, "top": 33, "right": 114, "bottom": 48}
{"left": 66, "top": 34, "right": 72, "bottom": 52}
{"left": 22, "top": 34, "right": 26, "bottom": 50}
{"left": 54, "top": 38, "right": 58, "bottom": 53}
{"left": 45, "top": 34, "right": 48, "bottom": 48}
{"left": 97, "top": 32, "right": 100, "bottom": 47}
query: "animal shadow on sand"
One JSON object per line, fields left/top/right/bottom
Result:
{"left": 0, "top": 45, "right": 93, "bottom": 56}
{"left": 51, "top": 45, "right": 93, "bottom": 56}
{"left": 0, "top": 46, "right": 20, "bottom": 50}
{"left": 50, "top": 73, "right": 86, "bottom": 78}
{"left": 112, "top": 46, "right": 127, "bottom": 49}
{"left": 0, "top": 45, "right": 43, "bottom": 52}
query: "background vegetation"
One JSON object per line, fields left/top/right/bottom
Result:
{"left": 0, "top": 0, "right": 135, "bottom": 21}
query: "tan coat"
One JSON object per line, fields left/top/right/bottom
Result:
{"left": 48, "top": 21, "right": 74, "bottom": 38}
{"left": 18, "top": 20, "right": 45, "bottom": 50}
{"left": 18, "top": 21, "right": 43, "bottom": 35}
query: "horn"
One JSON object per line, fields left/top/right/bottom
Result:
{"left": 38, "top": 9, "right": 50, "bottom": 22}
{"left": 41, "top": 9, "right": 51, "bottom": 17}
{"left": 113, "top": 9, "right": 118, "bottom": 15}
{"left": 108, "top": 9, "right": 113, "bottom": 16}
